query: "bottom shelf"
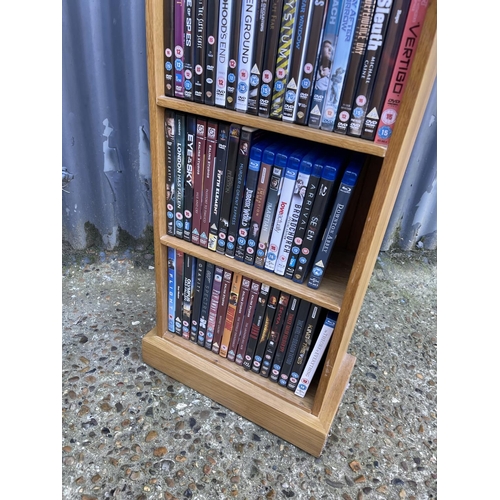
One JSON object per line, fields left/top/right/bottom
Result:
{"left": 142, "top": 327, "right": 355, "bottom": 456}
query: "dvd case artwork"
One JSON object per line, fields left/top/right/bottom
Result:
{"left": 204, "top": 0, "right": 219, "bottom": 105}
{"left": 283, "top": 158, "right": 324, "bottom": 279}
{"left": 219, "top": 272, "right": 242, "bottom": 357}
{"left": 234, "top": 138, "right": 274, "bottom": 261}
{"left": 294, "top": 0, "right": 329, "bottom": 124}
{"left": 216, "top": 123, "right": 241, "bottom": 254}
{"left": 333, "top": 0, "right": 377, "bottom": 134}
{"left": 242, "top": 283, "right": 270, "bottom": 370}
{"left": 247, "top": 0, "right": 271, "bottom": 115}
{"left": 182, "top": 254, "right": 196, "bottom": 340}
{"left": 281, "top": 0, "right": 312, "bottom": 123}
{"left": 190, "top": 258, "right": 206, "bottom": 342}
{"left": 235, "top": 280, "right": 261, "bottom": 365}
{"left": 163, "top": 0, "right": 175, "bottom": 96}
{"left": 183, "top": 115, "right": 196, "bottom": 241}
{"left": 225, "top": 127, "right": 267, "bottom": 257}
{"left": 215, "top": 0, "right": 234, "bottom": 106}
{"left": 175, "top": 250, "right": 185, "bottom": 335}
{"left": 191, "top": 118, "right": 207, "bottom": 245}
{"left": 264, "top": 146, "right": 307, "bottom": 272}
{"left": 251, "top": 287, "right": 280, "bottom": 373}
{"left": 227, "top": 276, "right": 252, "bottom": 361}
{"left": 165, "top": 110, "right": 176, "bottom": 237}
{"left": 318, "top": 0, "right": 362, "bottom": 131}
{"left": 295, "top": 311, "right": 338, "bottom": 398}
{"left": 308, "top": 153, "right": 364, "bottom": 289}
{"left": 306, "top": 0, "right": 345, "bottom": 129}
{"left": 212, "top": 269, "right": 233, "bottom": 354}
{"left": 235, "top": 0, "right": 260, "bottom": 112}
{"left": 208, "top": 123, "right": 230, "bottom": 251}
{"left": 200, "top": 121, "right": 218, "bottom": 248}
{"left": 292, "top": 149, "right": 347, "bottom": 284}
{"left": 278, "top": 299, "right": 311, "bottom": 386}
{"left": 174, "top": 112, "right": 186, "bottom": 238}
{"left": 183, "top": 0, "right": 195, "bottom": 100}
{"left": 287, "top": 304, "right": 323, "bottom": 391}
{"left": 253, "top": 163, "right": 284, "bottom": 269}
{"left": 260, "top": 291, "right": 290, "bottom": 377}
{"left": 359, "top": 0, "right": 410, "bottom": 140}
{"left": 197, "top": 261, "right": 215, "bottom": 346}
{"left": 274, "top": 150, "right": 318, "bottom": 276}
{"left": 258, "top": 0, "right": 285, "bottom": 117}
{"left": 347, "top": 0, "right": 396, "bottom": 137}
{"left": 225, "top": 1, "right": 243, "bottom": 109}
{"left": 269, "top": 0, "right": 298, "bottom": 120}
{"left": 193, "top": 0, "right": 208, "bottom": 103}
{"left": 374, "top": 0, "right": 429, "bottom": 145}
{"left": 244, "top": 142, "right": 286, "bottom": 265}
{"left": 167, "top": 246, "right": 176, "bottom": 333}
{"left": 174, "top": 1, "right": 185, "bottom": 98}
{"left": 269, "top": 295, "right": 300, "bottom": 382}
{"left": 205, "top": 265, "right": 224, "bottom": 350}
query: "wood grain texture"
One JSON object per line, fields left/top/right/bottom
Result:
{"left": 142, "top": 328, "right": 355, "bottom": 456}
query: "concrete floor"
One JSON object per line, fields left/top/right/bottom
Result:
{"left": 62, "top": 247, "right": 436, "bottom": 500}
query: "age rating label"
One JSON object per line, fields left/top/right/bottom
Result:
{"left": 262, "top": 70, "right": 273, "bottom": 83}
{"left": 338, "top": 110, "right": 350, "bottom": 122}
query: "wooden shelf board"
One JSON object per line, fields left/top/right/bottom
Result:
{"left": 160, "top": 235, "right": 354, "bottom": 312}
{"left": 157, "top": 96, "right": 388, "bottom": 158}
{"left": 142, "top": 327, "right": 356, "bottom": 456}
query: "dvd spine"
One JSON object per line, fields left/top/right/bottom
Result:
{"left": 191, "top": 118, "right": 207, "bottom": 245}
{"left": 247, "top": 0, "right": 271, "bottom": 115}
{"left": 235, "top": 280, "right": 261, "bottom": 365}
{"left": 281, "top": 0, "right": 312, "bottom": 123}
{"left": 269, "top": 0, "right": 298, "bottom": 120}
{"left": 333, "top": 0, "right": 376, "bottom": 134}
{"left": 174, "top": 112, "right": 186, "bottom": 239}
{"left": 197, "top": 261, "right": 215, "bottom": 346}
{"left": 251, "top": 287, "right": 280, "bottom": 373}
{"left": 193, "top": 0, "right": 207, "bottom": 103}
{"left": 204, "top": 0, "right": 219, "bottom": 105}
{"left": 190, "top": 258, "right": 206, "bottom": 342}
{"left": 165, "top": 110, "right": 176, "bottom": 237}
{"left": 174, "top": 1, "right": 185, "bottom": 98}
{"left": 175, "top": 250, "right": 184, "bottom": 335}
{"left": 260, "top": 291, "right": 290, "bottom": 377}
{"left": 295, "top": 312, "right": 338, "bottom": 398}
{"left": 216, "top": 123, "right": 242, "bottom": 254}
{"left": 373, "top": 0, "right": 429, "bottom": 145}
{"left": 227, "top": 276, "right": 252, "bottom": 361}
{"left": 212, "top": 269, "right": 233, "bottom": 354}
{"left": 225, "top": 1, "right": 243, "bottom": 109}
{"left": 183, "top": 0, "right": 195, "bottom": 100}
{"left": 219, "top": 272, "right": 243, "bottom": 357}
{"left": 205, "top": 266, "right": 224, "bottom": 350}
{"left": 183, "top": 115, "right": 196, "bottom": 242}
{"left": 164, "top": 0, "right": 175, "bottom": 96}
{"left": 182, "top": 254, "right": 195, "bottom": 340}
{"left": 200, "top": 121, "right": 218, "bottom": 248}
{"left": 242, "top": 283, "right": 270, "bottom": 370}
{"left": 167, "top": 246, "right": 176, "bottom": 333}
{"left": 287, "top": 304, "right": 322, "bottom": 391}
{"left": 258, "top": 0, "right": 285, "bottom": 117}
{"left": 215, "top": 0, "right": 234, "bottom": 106}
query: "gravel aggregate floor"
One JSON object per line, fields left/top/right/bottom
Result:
{"left": 62, "top": 247, "right": 437, "bottom": 500}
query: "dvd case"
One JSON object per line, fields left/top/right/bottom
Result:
{"left": 212, "top": 269, "right": 233, "bottom": 354}
{"left": 182, "top": 254, "right": 196, "bottom": 340}
{"left": 191, "top": 118, "right": 207, "bottom": 245}
{"left": 225, "top": 1, "right": 243, "bottom": 109}
{"left": 193, "top": 0, "right": 208, "bottom": 103}
{"left": 174, "top": 112, "right": 186, "bottom": 238}
{"left": 183, "top": 115, "right": 196, "bottom": 241}
{"left": 204, "top": 0, "right": 219, "bottom": 105}
{"left": 183, "top": 0, "right": 195, "bottom": 100}
{"left": 227, "top": 276, "right": 252, "bottom": 361}
{"left": 174, "top": 1, "right": 185, "bottom": 98}
{"left": 165, "top": 110, "right": 176, "bottom": 237}
{"left": 167, "top": 246, "right": 176, "bottom": 333}
{"left": 215, "top": 0, "right": 234, "bottom": 106}
{"left": 190, "top": 258, "right": 206, "bottom": 342}
{"left": 219, "top": 272, "right": 242, "bottom": 357}
{"left": 205, "top": 265, "right": 224, "bottom": 350}
{"left": 163, "top": 0, "right": 175, "bottom": 96}
{"left": 235, "top": 280, "right": 261, "bottom": 365}
{"left": 198, "top": 261, "right": 215, "bottom": 346}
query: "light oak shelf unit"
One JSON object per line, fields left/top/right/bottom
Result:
{"left": 142, "top": 0, "right": 437, "bottom": 457}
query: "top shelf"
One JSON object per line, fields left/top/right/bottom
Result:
{"left": 157, "top": 96, "right": 388, "bottom": 158}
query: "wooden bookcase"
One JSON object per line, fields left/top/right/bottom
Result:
{"left": 142, "top": 0, "right": 437, "bottom": 457}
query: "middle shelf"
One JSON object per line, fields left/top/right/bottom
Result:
{"left": 161, "top": 235, "right": 354, "bottom": 312}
